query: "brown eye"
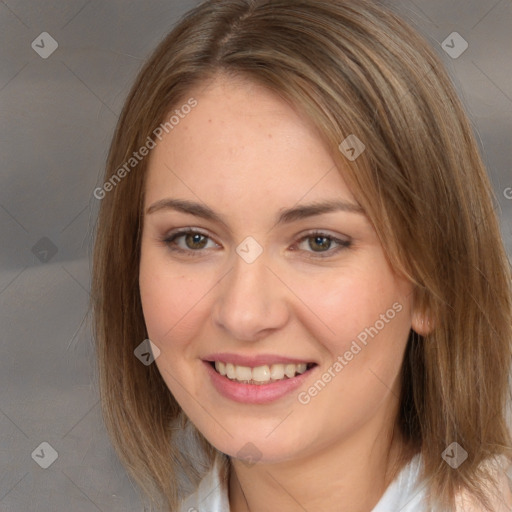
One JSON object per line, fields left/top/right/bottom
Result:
{"left": 308, "top": 235, "right": 332, "bottom": 252}
{"left": 162, "top": 229, "right": 218, "bottom": 256}
{"left": 295, "top": 231, "right": 352, "bottom": 258}
{"left": 182, "top": 232, "right": 208, "bottom": 250}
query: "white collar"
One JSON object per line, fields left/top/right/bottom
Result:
{"left": 179, "top": 453, "right": 427, "bottom": 512}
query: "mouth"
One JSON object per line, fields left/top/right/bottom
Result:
{"left": 207, "top": 360, "right": 318, "bottom": 385}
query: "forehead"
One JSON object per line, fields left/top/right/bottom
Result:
{"left": 144, "top": 76, "right": 356, "bottom": 212}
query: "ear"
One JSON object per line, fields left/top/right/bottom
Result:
{"left": 411, "top": 310, "right": 434, "bottom": 336}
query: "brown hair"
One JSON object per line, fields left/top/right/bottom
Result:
{"left": 91, "top": 0, "right": 512, "bottom": 510}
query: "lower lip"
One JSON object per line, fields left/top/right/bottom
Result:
{"left": 203, "top": 361, "right": 316, "bottom": 404}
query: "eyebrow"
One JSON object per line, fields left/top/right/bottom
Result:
{"left": 145, "top": 198, "right": 364, "bottom": 226}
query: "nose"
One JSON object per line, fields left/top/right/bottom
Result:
{"left": 211, "top": 247, "right": 290, "bottom": 342}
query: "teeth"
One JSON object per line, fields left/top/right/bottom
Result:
{"left": 216, "top": 361, "right": 226, "bottom": 376}
{"left": 252, "top": 365, "right": 271, "bottom": 382}
{"left": 214, "top": 361, "right": 309, "bottom": 384}
{"left": 235, "top": 365, "right": 252, "bottom": 381}
{"left": 285, "top": 364, "right": 297, "bottom": 378}
{"left": 270, "top": 364, "right": 285, "bottom": 380}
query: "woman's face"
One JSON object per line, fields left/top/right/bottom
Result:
{"left": 139, "top": 75, "right": 416, "bottom": 464}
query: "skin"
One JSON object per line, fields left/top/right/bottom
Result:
{"left": 138, "top": 74, "right": 430, "bottom": 512}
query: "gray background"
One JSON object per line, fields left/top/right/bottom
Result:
{"left": 0, "top": 1, "right": 511, "bottom": 511}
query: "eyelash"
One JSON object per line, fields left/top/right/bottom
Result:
{"left": 161, "top": 228, "right": 352, "bottom": 259}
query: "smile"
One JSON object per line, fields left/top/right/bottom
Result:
{"left": 211, "top": 361, "right": 316, "bottom": 385}
{"left": 204, "top": 359, "right": 319, "bottom": 404}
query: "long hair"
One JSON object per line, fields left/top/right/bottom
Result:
{"left": 91, "top": 0, "right": 512, "bottom": 509}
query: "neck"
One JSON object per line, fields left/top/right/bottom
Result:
{"left": 228, "top": 417, "right": 414, "bottom": 512}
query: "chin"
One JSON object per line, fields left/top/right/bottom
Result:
{"left": 200, "top": 423, "right": 308, "bottom": 465}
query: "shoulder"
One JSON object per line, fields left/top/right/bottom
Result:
{"left": 178, "top": 454, "right": 230, "bottom": 512}
{"left": 455, "top": 456, "right": 512, "bottom": 512}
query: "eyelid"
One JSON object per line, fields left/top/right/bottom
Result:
{"left": 293, "top": 230, "right": 352, "bottom": 259}
{"left": 163, "top": 227, "right": 220, "bottom": 249}
{"left": 161, "top": 227, "right": 352, "bottom": 258}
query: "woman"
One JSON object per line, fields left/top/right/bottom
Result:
{"left": 91, "top": 0, "right": 512, "bottom": 510}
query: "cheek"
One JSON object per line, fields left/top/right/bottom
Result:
{"left": 302, "top": 273, "right": 410, "bottom": 398}
{"left": 138, "top": 251, "right": 213, "bottom": 349}
{"left": 289, "top": 263, "right": 410, "bottom": 353}
{"left": 139, "top": 258, "right": 214, "bottom": 404}
{"left": 289, "top": 263, "right": 412, "bottom": 420}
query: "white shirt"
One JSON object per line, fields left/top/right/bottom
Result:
{"left": 179, "top": 453, "right": 434, "bottom": 512}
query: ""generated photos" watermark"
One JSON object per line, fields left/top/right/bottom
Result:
{"left": 94, "top": 98, "right": 198, "bottom": 200}
{"left": 298, "top": 301, "right": 403, "bottom": 405}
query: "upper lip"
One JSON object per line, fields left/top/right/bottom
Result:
{"left": 203, "top": 353, "right": 317, "bottom": 367}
